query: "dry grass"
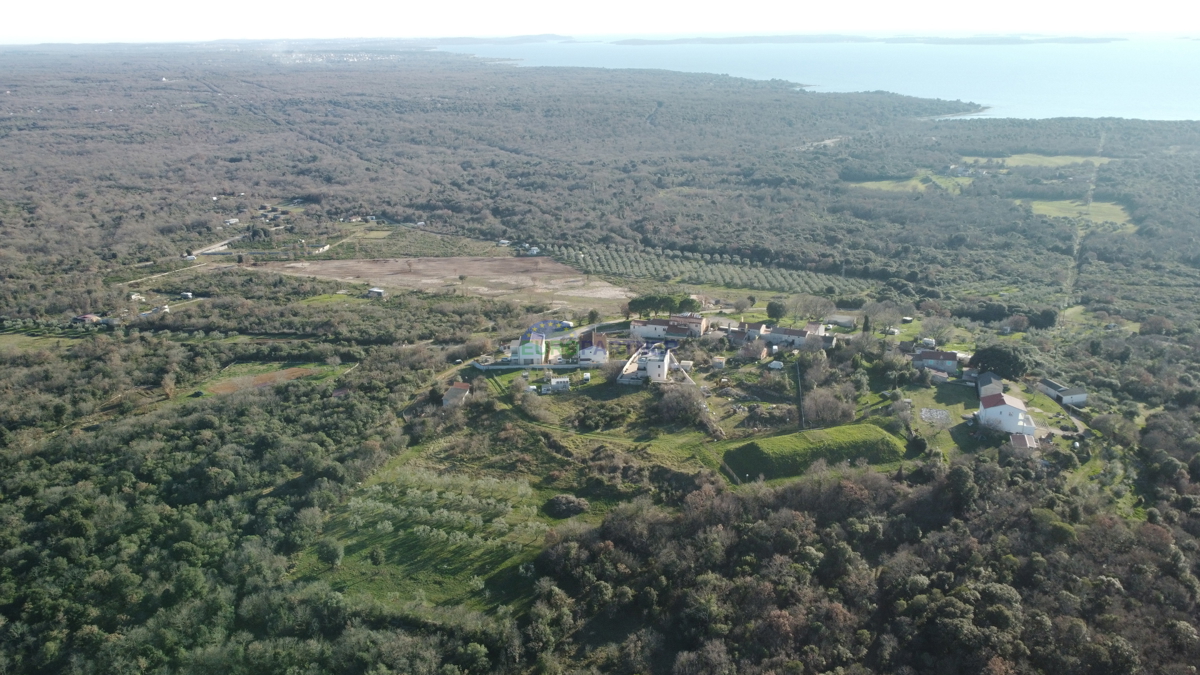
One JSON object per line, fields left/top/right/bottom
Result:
{"left": 208, "top": 367, "right": 319, "bottom": 394}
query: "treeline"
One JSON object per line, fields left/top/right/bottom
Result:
{"left": 535, "top": 449, "right": 1200, "bottom": 674}
{"left": 0, "top": 332, "right": 537, "bottom": 673}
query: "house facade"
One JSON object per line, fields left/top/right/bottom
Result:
{"left": 630, "top": 313, "right": 708, "bottom": 341}
{"left": 511, "top": 336, "right": 546, "bottom": 365}
{"left": 913, "top": 350, "right": 960, "bottom": 374}
{"left": 731, "top": 322, "right": 830, "bottom": 349}
{"left": 978, "top": 393, "right": 1037, "bottom": 435}
{"left": 630, "top": 318, "right": 671, "bottom": 341}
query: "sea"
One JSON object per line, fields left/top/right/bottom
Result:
{"left": 438, "top": 37, "right": 1200, "bottom": 120}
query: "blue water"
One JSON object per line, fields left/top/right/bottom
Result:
{"left": 438, "top": 38, "right": 1200, "bottom": 120}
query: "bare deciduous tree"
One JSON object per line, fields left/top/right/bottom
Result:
{"left": 802, "top": 387, "right": 855, "bottom": 427}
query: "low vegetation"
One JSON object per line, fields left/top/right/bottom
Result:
{"left": 724, "top": 425, "right": 906, "bottom": 480}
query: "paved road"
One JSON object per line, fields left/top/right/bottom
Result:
{"left": 195, "top": 234, "right": 245, "bottom": 255}
{"left": 122, "top": 263, "right": 208, "bottom": 286}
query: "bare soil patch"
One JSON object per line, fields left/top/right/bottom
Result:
{"left": 208, "top": 367, "right": 318, "bottom": 394}
{"left": 265, "top": 257, "right": 634, "bottom": 306}
{"left": 276, "top": 256, "right": 577, "bottom": 280}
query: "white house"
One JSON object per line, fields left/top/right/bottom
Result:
{"left": 578, "top": 345, "right": 608, "bottom": 365}
{"left": 630, "top": 319, "right": 671, "bottom": 341}
{"left": 511, "top": 337, "right": 546, "bottom": 366}
{"left": 978, "top": 393, "right": 1037, "bottom": 435}
{"left": 645, "top": 352, "right": 669, "bottom": 383}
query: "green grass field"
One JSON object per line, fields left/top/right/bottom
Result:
{"left": 197, "top": 360, "right": 347, "bottom": 395}
{"left": 0, "top": 331, "right": 81, "bottom": 351}
{"left": 723, "top": 424, "right": 904, "bottom": 480}
{"left": 852, "top": 170, "right": 973, "bottom": 194}
{"left": 299, "top": 292, "right": 370, "bottom": 305}
{"left": 857, "top": 382, "right": 984, "bottom": 454}
{"left": 328, "top": 226, "right": 513, "bottom": 259}
{"left": 1026, "top": 199, "right": 1131, "bottom": 225}
{"left": 963, "top": 154, "right": 1113, "bottom": 168}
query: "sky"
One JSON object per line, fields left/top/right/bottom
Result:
{"left": 2, "top": 0, "right": 1197, "bottom": 44}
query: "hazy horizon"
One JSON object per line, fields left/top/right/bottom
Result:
{"left": 1, "top": 31, "right": 1196, "bottom": 48}
{"left": 4, "top": 0, "right": 1197, "bottom": 45}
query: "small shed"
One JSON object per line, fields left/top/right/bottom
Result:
{"left": 180, "top": 292, "right": 193, "bottom": 300}
{"left": 549, "top": 377, "right": 570, "bottom": 393}
{"left": 711, "top": 357, "right": 726, "bottom": 370}
{"left": 443, "top": 382, "right": 471, "bottom": 408}
{"left": 367, "top": 288, "right": 386, "bottom": 298}
{"left": 768, "top": 360, "right": 785, "bottom": 370}
{"left": 583, "top": 372, "right": 592, "bottom": 382}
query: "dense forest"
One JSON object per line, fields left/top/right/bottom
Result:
{"left": 2, "top": 41, "right": 1200, "bottom": 674}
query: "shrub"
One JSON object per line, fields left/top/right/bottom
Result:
{"left": 315, "top": 537, "right": 344, "bottom": 567}
{"left": 545, "top": 494, "right": 590, "bottom": 518}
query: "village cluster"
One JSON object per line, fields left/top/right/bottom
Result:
{"left": 452, "top": 308, "right": 1089, "bottom": 450}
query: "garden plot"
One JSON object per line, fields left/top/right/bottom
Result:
{"left": 920, "top": 407, "right": 952, "bottom": 425}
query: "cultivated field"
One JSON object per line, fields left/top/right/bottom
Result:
{"left": 266, "top": 256, "right": 634, "bottom": 310}
{"left": 851, "top": 170, "right": 973, "bottom": 194}
{"left": 1027, "top": 199, "right": 1132, "bottom": 224}
{"left": 963, "top": 153, "right": 1113, "bottom": 167}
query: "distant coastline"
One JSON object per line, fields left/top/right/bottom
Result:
{"left": 612, "top": 35, "right": 1125, "bottom": 47}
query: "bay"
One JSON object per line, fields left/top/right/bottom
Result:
{"left": 438, "top": 37, "right": 1200, "bottom": 120}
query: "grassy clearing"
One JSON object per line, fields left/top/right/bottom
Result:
{"left": 197, "top": 361, "right": 346, "bottom": 395}
{"left": 1018, "top": 384, "right": 1076, "bottom": 432}
{"left": 863, "top": 382, "right": 983, "bottom": 454}
{"left": 330, "top": 226, "right": 513, "bottom": 259}
{"left": 0, "top": 331, "right": 81, "bottom": 351}
{"left": 723, "top": 425, "right": 904, "bottom": 480}
{"left": 298, "top": 293, "right": 370, "bottom": 305}
{"left": 963, "top": 154, "right": 1112, "bottom": 168}
{"left": 851, "top": 170, "right": 973, "bottom": 194}
{"left": 1026, "top": 199, "right": 1131, "bottom": 225}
